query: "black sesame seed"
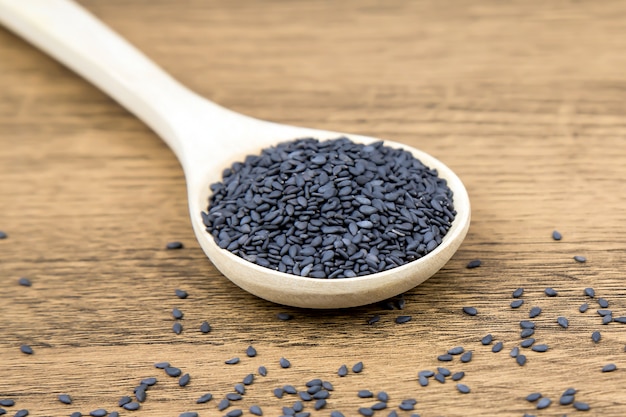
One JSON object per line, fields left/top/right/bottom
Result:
{"left": 371, "top": 402, "right": 387, "bottom": 411}
{"left": 614, "top": 316, "right": 626, "bottom": 323}
{"left": 154, "top": 362, "right": 170, "bottom": 369}
{"left": 456, "top": 384, "right": 470, "bottom": 394}
{"left": 0, "top": 400, "right": 13, "bottom": 407}
{"left": 418, "top": 375, "right": 429, "bottom": 386}
{"left": 135, "top": 387, "right": 147, "bottom": 403}
{"left": 492, "top": 341, "right": 503, "bottom": 353}
{"left": 358, "top": 407, "right": 374, "bottom": 416}
{"left": 225, "top": 357, "right": 240, "bottom": 365}
{"left": 512, "top": 288, "right": 524, "bottom": 298}
{"left": 165, "top": 366, "right": 182, "bottom": 377}
{"left": 179, "top": 373, "right": 191, "bottom": 387}
{"left": 89, "top": 410, "right": 107, "bottom": 417}
{"left": 598, "top": 298, "right": 609, "bottom": 308}
{"left": 597, "top": 309, "right": 612, "bottom": 317}
{"left": 437, "top": 367, "right": 451, "bottom": 377}
{"left": 434, "top": 373, "right": 445, "bottom": 383}
{"left": 306, "top": 379, "right": 322, "bottom": 387}
{"left": 557, "top": 316, "right": 569, "bottom": 328}
{"left": 544, "top": 288, "right": 557, "bottom": 297}
{"left": 367, "top": 315, "right": 380, "bottom": 325}
{"left": 246, "top": 345, "right": 257, "bottom": 357}
{"left": 592, "top": 331, "right": 601, "bottom": 343}
{"left": 526, "top": 393, "right": 542, "bottom": 402}
{"left": 531, "top": 344, "right": 549, "bottom": 352}
{"left": 299, "top": 391, "right": 312, "bottom": 401}
{"left": 218, "top": 398, "right": 230, "bottom": 411}
{"left": 602, "top": 315, "right": 613, "bottom": 325}
{"left": 141, "top": 377, "right": 157, "bottom": 386}
{"left": 377, "top": 392, "right": 389, "bottom": 402}
{"left": 330, "top": 412, "right": 345, "bottom": 417}
{"left": 280, "top": 357, "right": 291, "bottom": 368}
{"left": 179, "top": 413, "right": 199, "bottom": 417}
{"left": 460, "top": 351, "right": 473, "bottom": 363}
{"left": 419, "top": 370, "right": 435, "bottom": 378}
{"left": 462, "top": 306, "right": 477, "bottom": 316}
{"left": 563, "top": 388, "right": 576, "bottom": 396}
{"left": 314, "top": 399, "right": 327, "bottom": 410}
{"left": 283, "top": 385, "right": 297, "bottom": 394}
{"left": 277, "top": 313, "right": 294, "bottom": 321}
{"left": 510, "top": 300, "right": 524, "bottom": 309}
{"left": 123, "top": 402, "right": 140, "bottom": 411}
{"left": 20, "top": 345, "right": 33, "bottom": 355}
{"left": 58, "top": 394, "right": 72, "bottom": 405}
{"left": 529, "top": 306, "right": 542, "bottom": 318}
{"left": 584, "top": 288, "right": 595, "bottom": 298}
{"left": 560, "top": 395, "right": 574, "bottom": 405}
{"left": 510, "top": 347, "right": 519, "bottom": 358}
{"left": 552, "top": 230, "right": 562, "bottom": 240}
{"left": 338, "top": 365, "right": 348, "bottom": 377}
{"left": 226, "top": 410, "right": 243, "bottom": 417}
{"left": 242, "top": 374, "right": 254, "bottom": 386}
{"left": 573, "top": 255, "right": 586, "bottom": 263}
{"left": 358, "top": 390, "right": 373, "bottom": 398}
{"left": 466, "top": 259, "right": 481, "bottom": 269}
{"left": 166, "top": 241, "right": 184, "bottom": 250}
{"left": 14, "top": 411, "right": 28, "bottom": 417}
{"left": 521, "top": 329, "right": 535, "bottom": 339}
{"left": 602, "top": 363, "right": 617, "bottom": 372}
{"left": 70, "top": 413, "right": 82, "bottom": 417}
{"left": 520, "top": 320, "right": 535, "bottom": 329}
{"left": 172, "top": 308, "right": 184, "bottom": 319}
{"left": 573, "top": 401, "right": 590, "bottom": 411}
{"left": 322, "top": 381, "right": 334, "bottom": 391}
{"left": 258, "top": 366, "right": 267, "bottom": 376}
{"left": 172, "top": 322, "right": 183, "bottom": 335}
{"left": 352, "top": 362, "right": 364, "bottom": 373}
{"left": 516, "top": 354, "right": 527, "bottom": 366}
{"left": 536, "top": 397, "right": 551, "bottom": 409}
{"left": 437, "top": 354, "right": 453, "bottom": 362}
{"left": 313, "top": 390, "right": 330, "bottom": 400}
{"left": 273, "top": 388, "right": 284, "bottom": 399}
{"left": 395, "top": 315, "right": 412, "bottom": 324}
{"left": 249, "top": 405, "right": 263, "bottom": 416}
{"left": 0, "top": 231, "right": 6, "bottom": 239}
{"left": 481, "top": 334, "right": 493, "bottom": 345}
{"left": 199, "top": 321, "right": 211, "bottom": 333}
{"left": 448, "top": 346, "right": 464, "bottom": 355}
{"left": 175, "top": 289, "right": 188, "bottom": 299}
{"left": 18, "top": 277, "right": 31, "bottom": 287}
{"left": 452, "top": 371, "right": 465, "bottom": 381}
{"left": 579, "top": 303, "right": 589, "bottom": 313}
{"left": 226, "top": 393, "right": 242, "bottom": 401}
{"left": 520, "top": 338, "right": 535, "bottom": 348}
{"left": 196, "top": 393, "right": 213, "bottom": 404}
{"left": 118, "top": 396, "right": 132, "bottom": 407}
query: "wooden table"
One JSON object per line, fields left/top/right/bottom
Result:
{"left": 2, "top": 1, "right": 626, "bottom": 416}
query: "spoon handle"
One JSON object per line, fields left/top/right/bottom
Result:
{"left": 0, "top": 0, "right": 224, "bottom": 161}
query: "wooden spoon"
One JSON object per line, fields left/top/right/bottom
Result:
{"left": 0, "top": 0, "right": 470, "bottom": 308}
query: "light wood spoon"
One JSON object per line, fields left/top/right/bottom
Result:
{"left": 0, "top": 0, "right": 470, "bottom": 308}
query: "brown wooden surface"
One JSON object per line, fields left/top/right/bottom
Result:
{"left": 2, "top": 1, "right": 626, "bottom": 416}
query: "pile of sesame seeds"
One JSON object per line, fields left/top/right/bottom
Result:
{"left": 203, "top": 137, "right": 456, "bottom": 278}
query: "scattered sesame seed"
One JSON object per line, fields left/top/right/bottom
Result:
{"left": 552, "top": 230, "right": 562, "bottom": 240}
{"left": 217, "top": 398, "right": 230, "bottom": 411}
{"left": 377, "top": 391, "right": 389, "bottom": 402}
{"left": 467, "top": 259, "right": 481, "bottom": 269}
{"left": 434, "top": 373, "right": 445, "bottom": 383}
{"left": 563, "top": 388, "right": 576, "bottom": 396}
{"left": 544, "top": 288, "right": 557, "bottom": 297}
{"left": 123, "top": 402, "right": 140, "bottom": 411}
{"left": 58, "top": 394, "right": 72, "bottom": 405}
{"left": 14, "top": 410, "right": 28, "bottom": 417}
{"left": 226, "top": 393, "right": 242, "bottom": 401}
{"left": 279, "top": 357, "right": 291, "bottom": 368}
{"left": 141, "top": 377, "right": 157, "bottom": 386}
{"left": 510, "top": 347, "right": 519, "bottom": 358}
{"left": 172, "top": 308, "right": 184, "bottom": 319}
{"left": 456, "top": 384, "right": 470, "bottom": 394}
{"left": 179, "top": 413, "right": 198, "bottom": 417}
{"left": 283, "top": 385, "right": 297, "bottom": 394}
{"left": 492, "top": 341, "right": 504, "bottom": 353}
{"left": 598, "top": 298, "right": 609, "bottom": 308}
{"left": 18, "top": 277, "right": 31, "bottom": 287}
{"left": 0, "top": 231, "right": 7, "bottom": 239}
{"left": 358, "top": 407, "right": 374, "bottom": 416}
{"left": 196, "top": 393, "right": 213, "bottom": 404}
{"left": 277, "top": 313, "right": 293, "bottom": 321}
{"left": 179, "top": 373, "right": 190, "bottom": 387}
{"left": 20, "top": 345, "right": 33, "bottom": 355}
{"left": 573, "top": 401, "right": 590, "bottom": 411}
{"left": 314, "top": 399, "right": 327, "bottom": 410}
{"left": 0, "top": 400, "right": 14, "bottom": 407}
{"left": 602, "top": 363, "right": 617, "bottom": 372}
{"left": 512, "top": 288, "right": 524, "bottom": 298}
{"left": 174, "top": 289, "right": 188, "bottom": 299}
{"left": 154, "top": 362, "right": 170, "bottom": 369}
{"left": 531, "top": 344, "right": 549, "bottom": 352}
{"left": 557, "top": 316, "right": 569, "bottom": 328}
{"left": 358, "top": 390, "right": 373, "bottom": 398}
{"left": 166, "top": 241, "right": 184, "bottom": 250}
{"left": 573, "top": 255, "right": 586, "bottom": 263}
{"left": 249, "top": 405, "right": 263, "bottom": 415}
{"left": 70, "top": 413, "right": 82, "bottom": 417}
{"left": 367, "top": 315, "right": 380, "bottom": 325}
{"left": 172, "top": 322, "right": 183, "bottom": 334}
{"left": 452, "top": 371, "right": 465, "bottom": 381}
{"left": 225, "top": 357, "right": 240, "bottom": 365}
{"left": 448, "top": 346, "right": 464, "bottom": 355}
{"left": 481, "top": 334, "right": 493, "bottom": 345}
{"left": 560, "top": 395, "right": 574, "bottom": 405}
{"left": 246, "top": 345, "right": 257, "bottom": 357}
{"left": 516, "top": 354, "right": 527, "bottom": 366}
{"left": 165, "top": 366, "right": 182, "bottom": 377}
{"left": 273, "top": 388, "right": 284, "bottom": 399}
{"left": 258, "top": 366, "right": 267, "bottom": 376}
{"left": 225, "top": 409, "right": 242, "bottom": 417}
{"left": 243, "top": 374, "right": 254, "bottom": 385}
{"left": 330, "top": 412, "right": 345, "bottom": 417}
{"left": 520, "top": 338, "right": 535, "bottom": 348}
{"left": 462, "top": 306, "right": 477, "bottom": 316}
{"left": 510, "top": 299, "right": 524, "bottom": 308}
{"left": 89, "top": 410, "right": 107, "bottom": 417}
{"left": 526, "top": 393, "right": 542, "bottom": 402}
{"left": 529, "top": 307, "right": 542, "bottom": 318}
{"left": 437, "top": 354, "right": 453, "bottom": 362}
{"left": 584, "top": 288, "right": 595, "bottom": 298}
{"left": 579, "top": 303, "right": 589, "bottom": 313}
{"left": 200, "top": 321, "right": 211, "bottom": 333}
{"left": 395, "top": 315, "right": 412, "bottom": 324}
{"left": 338, "top": 365, "right": 348, "bottom": 377}
{"left": 520, "top": 321, "right": 535, "bottom": 329}
{"left": 536, "top": 397, "right": 551, "bottom": 409}
{"left": 352, "top": 362, "right": 364, "bottom": 373}
{"left": 460, "top": 351, "right": 473, "bottom": 363}
{"left": 592, "top": 331, "right": 601, "bottom": 343}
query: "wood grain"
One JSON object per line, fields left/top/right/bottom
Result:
{"left": 2, "top": 0, "right": 626, "bottom": 416}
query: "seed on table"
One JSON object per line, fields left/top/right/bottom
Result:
{"left": 529, "top": 307, "right": 542, "bottom": 318}
{"left": 552, "top": 230, "right": 562, "bottom": 240}
{"left": 510, "top": 300, "right": 524, "bottom": 308}
{"left": 89, "top": 410, "right": 107, "bottom": 417}
{"left": 246, "top": 345, "right": 257, "bottom": 357}
{"left": 280, "top": 357, "right": 291, "bottom": 368}
{"left": 14, "top": 411, "right": 28, "bottom": 417}
{"left": 614, "top": 316, "right": 626, "bottom": 323}
{"left": 0, "top": 400, "right": 13, "bottom": 407}
{"left": 174, "top": 289, "right": 188, "bottom": 299}
{"left": 579, "top": 303, "right": 589, "bottom": 313}
{"left": 602, "top": 315, "right": 613, "bottom": 324}
{"left": 249, "top": 405, "right": 263, "bottom": 415}
{"left": 481, "top": 334, "right": 493, "bottom": 345}
{"left": 418, "top": 374, "right": 429, "bottom": 386}
{"left": 179, "top": 413, "right": 199, "bottom": 417}
{"left": 196, "top": 393, "right": 213, "bottom": 404}
{"left": 437, "top": 354, "right": 453, "bottom": 361}
{"left": 141, "top": 377, "right": 157, "bottom": 386}
{"left": 438, "top": 367, "right": 451, "bottom": 377}
{"left": 293, "top": 401, "right": 304, "bottom": 412}
{"left": 434, "top": 373, "right": 445, "bottom": 383}
{"left": 118, "top": 396, "right": 132, "bottom": 407}
{"left": 396, "top": 298, "right": 406, "bottom": 310}
{"left": 165, "top": 366, "right": 182, "bottom": 377}
{"left": 135, "top": 387, "right": 146, "bottom": 403}
{"left": 597, "top": 309, "right": 612, "bottom": 317}
{"left": 452, "top": 371, "right": 465, "bottom": 381}
{"left": 521, "top": 329, "right": 535, "bottom": 338}
{"left": 70, "top": 413, "right": 82, "bottom": 417}
{"left": 371, "top": 402, "right": 387, "bottom": 410}
{"left": 172, "top": 308, "right": 184, "bottom": 319}
{"left": 557, "top": 317, "right": 569, "bottom": 328}
{"left": 602, "top": 363, "right": 617, "bottom": 372}
{"left": 277, "top": 313, "right": 294, "bottom": 321}
{"left": 598, "top": 298, "right": 609, "bottom": 308}
{"left": 123, "top": 402, "right": 140, "bottom": 411}
{"left": 526, "top": 393, "right": 542, "bottom": 402}
{"left": 536, "top": 397, "right": 551, "bottom": 409}
{"left": 457, "top": 383, "right": 470, "bottom": 394}
{"left": 492, "top": 341, "right": 503, "bottom": 353}
{"left": 313, "top": 390, "right": 329, "bottom": 400}
{"left": 358, "top": 390, "right": 373, "bottom": 398}
{"left": 574, "top": 255, "right": 586, "bottom": 263}
{"left": 299, "top": 391, "right": 313, "bottom": 401}
{"left": 448, "top": 346, "right": 464, "bottom": 355}
{"left": 512, "top": 288, "right": 524, "bottom": 298}
{"left": 573, "top": 401, "right": 591, "bottom": 411}
{"left": 322, "top": 381, "right": 334, "bottom": 390}
{"left": 225, "top": 409, "right": 242, "bottom": 417}
{"left": 226, "top": 393, "right": 242, "bottom": 401}
{"left": 592, "top": 331, "right": 601, "bottom": 343}
{"left": 510, "top": 347, "right": 519, "bottom": 358}
{"left": 18, "top": 277, "right": 31, "bottom": 287}
{"left": 273, "top": 388, "right": 284, "bottom": 399}
{"left": 0, "top": 231, "right": 6, "bottom": 239}
{"left": 314, "top": 399, "right": 327, "bottom": 410}
{"left": 467, "top": 259, "right": 481, "bottom": 269}
{"left": 258, "top": 366, "right": 267, "bottom": 376}
{"left": 377, "top": 391, "right": 389, "bottom": 402}
{"left": 395, "top": 315, "right": 412, "bottom": 324}
{"left": 154, "top": 362, "right": 169, "bottom": 369}
{"left": 352, "top": 362, "right": 364, "bottom": 373}
{"left": 563, "top": 388, "right": 576, "bottom": 396}
{"left": 217, "top": 398, "right": 230, "bottom": 411}
{"left": 58, "top": 394, "right": 72, "bottom": 404}
{"left": 243, "top": 374, "right": 254, "bottom": 385}
{"left": 330, "top": 412, "right": 345, "bottom": 417}
{"left": 460, "top": 351, "right": 473, "bottom": 363}
{"left": 531, "top": 344, "right": 549, "bottom": 352}
{"left": 544, "top": 288, "right": 557, "bottom": 297}
{"left": 520, "top": 321, "right": 535, "bottom": 329}
{"left": 179, "top": 373, "right": 191, "bottom": 387}
{"left": 172, "top": 322, "right": 183, "bottom": 334}
{"left": 358, "top": 407, "right": 374, "bottom": 416}
{"left": 338, "top": 365, "right": 348, "bottom": 377}
{"left": 463, "top": 306, "right": 477, "bottom": 316}
{"left": 367, "top": 315, "right": 380, "bottom": 325}
{"left": 109, "top": 412, "right": 119, "bottom": 417}
{"left": 387, "top": 412, "right": 399, "bottom": 417}
{"left": 225, "top": 357, "right": 240, "bottom": 365}
{"left": 306, "top": 379, "right": 322, "bottom": 387}
{"left": 516, "top": 354, "right": 527, "bottom": 366}
{"left": 283, "top": 385, "right": 297, "bottom": 394}
{"left": 560, "top": 395, "right": 574, "bottom": 405}
{"left": 584, "top": 288, "right": 595, "bottom": 298}
{"left": 166, "top": 241, "right": 184, "bottom": 250}
{"left": 200, "top": 321, "right": 211, "bottom": 333}
{"left": 520, "top": 339, "right": 535, "bottom": 348}
{"left": 20, "top": 345, "right": 33, "bottom": 355}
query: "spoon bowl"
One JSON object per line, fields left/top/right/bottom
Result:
{"left": 0, "top": 0, "right": 470, "bottom": 308}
